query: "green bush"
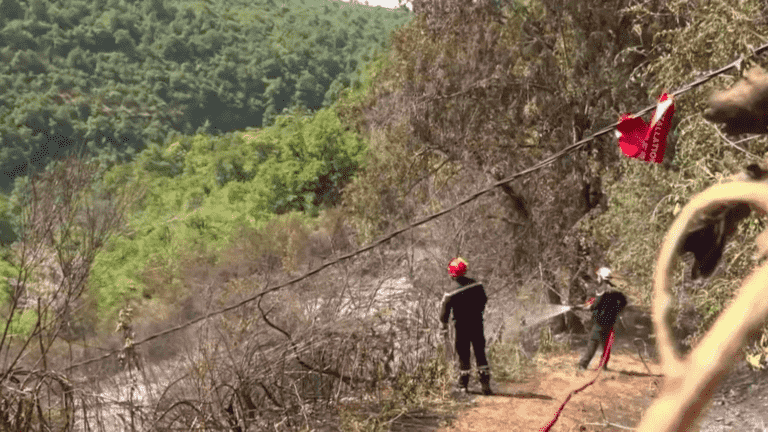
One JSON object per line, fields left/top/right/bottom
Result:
{"left": 0, "top": 248, "right": 18, "bottom": 307}
{"left": 86, "top": 105, "right": 365, "bottom": 329}
{"left": 87, "top": 235, "right": 145, "bottom": 326}
{"left": 488, "top": 339, "right": 534, "bottom": 382}
{"left": 4, "top": 309, "right": 38, "bottom": 337}
{"left": 0, "top": 245, "right": 39, "bottom": 338}
{"left": 0, "top": 193, "right": 18, "bottom": 245}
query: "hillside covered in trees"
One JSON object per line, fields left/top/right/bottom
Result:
{"left": 0, "top": 0, "right": 410, "bottom": 192}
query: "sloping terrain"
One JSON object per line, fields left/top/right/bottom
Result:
{"left": 434, "top": 319, "right": 768, "bottom": 432}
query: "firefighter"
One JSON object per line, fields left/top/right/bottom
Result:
{"left": 440, "top": 257, "right": 492, "bottom": 395}
{"left": 577, "top": 267, "right": 628, "bottom": 371}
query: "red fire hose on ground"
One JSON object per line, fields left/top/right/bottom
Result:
{"left": 539, "top": 329, "right": 615, "bottom": 432}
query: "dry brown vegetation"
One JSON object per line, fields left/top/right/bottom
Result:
{"left": 0, "top": 157, "right": 462, "bottom": 431}
{"left": 0, "top": 157, "right": 144, "bottom": 430}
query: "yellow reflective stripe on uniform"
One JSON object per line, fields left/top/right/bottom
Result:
{"left": 444, "top": 282, "right": 483, "bottom": 298}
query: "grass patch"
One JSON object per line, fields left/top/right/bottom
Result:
{"left": 487, "top": 338, "right": 535, "bottom": 382}
{"left": 3, "top": 309, "right": 39, "bottom": 338}
{"left": 536, "top": 326, "right": 571, "bottom": 356}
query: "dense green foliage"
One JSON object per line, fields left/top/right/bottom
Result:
{"left": 85, "top": 105, "right": 365, "bottom": 325}
{"left": 0, "top": 246, "right": 17, "bottom": 307}
{"left": 0, "top": 0, "right": 410, "bottom": 191}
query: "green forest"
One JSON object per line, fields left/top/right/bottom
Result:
{"left": 2, "top": 0, "right": 768, "bottom": 430}
{"left": 0, "top": 0, "right": 409, "bottom": 192}
{"left": 0, "top": 0, "right": 406, "bottom": 328}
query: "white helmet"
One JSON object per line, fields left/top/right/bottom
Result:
{"left": 596, "top": 267, "right": 612, "bottom": 284}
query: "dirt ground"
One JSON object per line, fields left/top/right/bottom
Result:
{"left": 434, "top": 349, "right": 661, "bottom": 432}
{"left": 431, "top": 350, "right": 768, "bottom": 432}
{"left": 425, "top": 307, "right": 768, "bottom": 432}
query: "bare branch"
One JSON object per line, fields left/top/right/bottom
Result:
{"left": 638, "top": 181, "right": 768, "bottom": 431}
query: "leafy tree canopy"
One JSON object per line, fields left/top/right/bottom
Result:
{"left": 84, "top": 105, "right": 365, "bottom": 324}
{"left": 0, "top": 0, "right": 411, "bottom": 191}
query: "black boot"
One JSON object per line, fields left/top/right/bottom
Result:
{"left": 479, "top": 371, "right": 492, "bottom": 395}
{"left": 458, "top": 371, "right": 470, "bottom": 392}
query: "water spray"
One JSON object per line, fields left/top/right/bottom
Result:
{"left": 518, "top": 304, "right": 587, "bottom": 329}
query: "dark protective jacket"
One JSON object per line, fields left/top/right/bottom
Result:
{"left": 439, "top": 276, "right": 488, "bottom": 325}
{"left": 590, "top": 290, "right": 627, "bottom": 330}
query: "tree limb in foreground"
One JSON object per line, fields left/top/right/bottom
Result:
{"left": 637, "top": 181, "right": 768, "bottom": 432}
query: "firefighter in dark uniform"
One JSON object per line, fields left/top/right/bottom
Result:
{"left": 440, "top": 257, "right": 492, "bottom": 395}
{"left": 577, "top": 267, "right": 628, "bottom": 371}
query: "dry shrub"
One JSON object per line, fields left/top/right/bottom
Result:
{"left": 85, "top": 206, "right": 450, "bottom": 430}
{"left": 140, "top": 231, "right": 453, "bottom": 429}
{"left": 0, "top": 156, "right": 144, "bottom": 431}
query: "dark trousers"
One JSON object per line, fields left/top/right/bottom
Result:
{"left": 455, "top": 321, "right": 488, "bottom": 374}
{"left": 579, "top": 324, "right": 611, "bottom": 369}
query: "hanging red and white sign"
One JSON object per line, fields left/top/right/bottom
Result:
{"left": 616, "top": 93, "right": 675, "bottom": 164}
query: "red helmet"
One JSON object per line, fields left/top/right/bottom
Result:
{"left": 448, "top": 257, "right": 468, "bottom": 278}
